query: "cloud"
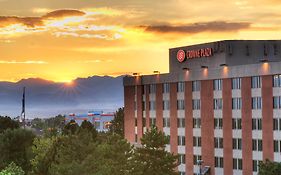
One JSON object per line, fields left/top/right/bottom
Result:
{"left": 0, "top": 60, "right": 48, "bottom": 64}
{"left": 43, "top": 9, "right": 86, "bottom": 19}
{"left": 0, "top": 9, "right": 86, "bottom": 28}
{"left": 140, "top": 21, "right": 251, "bottom": 34}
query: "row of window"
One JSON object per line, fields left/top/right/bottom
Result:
{"left": 145, "top": 96, "right": 263, "bottom": 111}
{"left": 161, "top": 117, "right": 263, "bottom": 131}
{"left": 142, "top": 74, "right": 281, "bottom": 95}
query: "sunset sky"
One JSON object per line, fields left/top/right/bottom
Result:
{"left": 1, "top": 0, "right": 281, "bottom": 82}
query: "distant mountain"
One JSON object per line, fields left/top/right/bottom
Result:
{"left": 0, "top": 76, "right": 125, "bottom": 118}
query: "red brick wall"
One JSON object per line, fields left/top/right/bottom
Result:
{"left": 262, "top": 75, "right": 274, "bottom": 161}
{"left": 156, "top": 84, "right": 163, "bottom": 131}
{"left": 185, "top": 81, "right": 194, "bottom": 174}
{"left": 222, "top": 79, "right": 233, "bottom": 175}
{"left": 201, "top": 80, "right": 215, "bottom": 175}
{"left": 136, "top": 85, "right": 143, "bottom": 143}
{"left": 170, "top": 83, "right": 178, "bottom": 154}
{"left": 241, "top": 77, "right": 252, "bottom": 175}
{"left": 124, "top": 85, "right": 136, "bottom": 143}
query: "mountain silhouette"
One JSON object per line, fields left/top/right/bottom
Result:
{"left": 0, "top": 76, "right": 125, "bottom": 118}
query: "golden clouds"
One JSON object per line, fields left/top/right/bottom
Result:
{"left": 139, "top": 21, "right": 251, "bottom": 34}
{"left": 0, "top": 9, "right": 124, "bottom": 40}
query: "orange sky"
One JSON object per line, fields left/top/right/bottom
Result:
{"left": 0, "top": 0, "right": 281, "bottom": 82}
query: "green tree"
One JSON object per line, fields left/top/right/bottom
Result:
{"left": 79, "top": 120, "right": 98, "bottom": 139}
{"left": 45, "top": 115, "right": 65, "bottom": 130}
{"left": 0, "top": 129, "right": 35, "bottom": 173}
{"left": 131, "top": 126, "right": 178, "bottom": 175}
{"left": 31, "top": 118, "right": 45, "bottom": 130}
{"left": 109, "top": 108, "right": 124, "bottom": 137}
{"left": 62, "top": 120, "right": 79, "bottom": 135}
{"left": 84, "top": 134, "right": 133, "bottom": 175}
{"left": 259, "top": 159, "right": 281, "bottom": 175}
{"left": 0, "top": 116, "right": 19, "bottom": 134}
{"left": 30, "top": 137, "right": 55, "bottom": 175}
{"left": 0, "top": 162, "right": 25, "bottom": 175}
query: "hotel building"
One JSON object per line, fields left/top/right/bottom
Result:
{"left": 123, "top": 40, "right": 281, "bottom": 175}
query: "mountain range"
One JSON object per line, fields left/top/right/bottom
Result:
{"left": 0, "top": 76, "right": 125, "bottom": 118}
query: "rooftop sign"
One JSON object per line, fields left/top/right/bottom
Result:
{"left": 177, "top": 48, "right": 213, "bottom": 62}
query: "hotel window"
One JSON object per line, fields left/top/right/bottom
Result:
{"left": 193, "top": 155, "right": 202, "bottom": 165}
{"left": 252, "top": 139, "right": 263, "bottom": 151}
{"left": 274, "top": 140, "right": 281, "bottom": 152}
{"left": 232, "top": 78, "right": 242, "bottom": 89}
{"left": 177, "top": 100, "right": 185, "bottom": 110}
{"left": 192, "top": 99, "right": 201, "bottom": 110}
{"left": 193, "top": 118, "right": 201, "bottom": 128}
{"left": 149, "top": 118, "right": 156, "bottom": 126}
{"left": 179, "top": 172, "right": 186, "bottom": 175}
{"left": 233, "top": 138, "right": 242, "bottom": 150}
{"left": 149, "top": 101, "right": 156, "bottom": 110}
{"left": 178, "top": 136, "right": 186, "bottom": 146}
{"left": 178, "top": 154, "right": 186, "bottom": 164}
{"left": 252, "top": 97, "right": 262, "bottom": 109}
{"left": 163, "top": 118, "right": 170, "bottom": 127}
{"left": 253, "top": 160, "right": 262, "bottom": 172}
{"left": 149, "top": 84, "right": 156, "bottom": 94}
{"left": 273, "top": 118, "right": 281, "bottom": 130}
{"left": 252, "top": 118, "right": 262, "bottom": 130}
{"left": 177, "top": 82, "right": 185, "bottom": 92}
{"left": 163, "top": 100, "right": 170, "bottom": 110}
{"left": 215, "top": 157, "right": 224, "bottom": 168}
{"left": 232, "top": 118, "right": 242, "bottom": 130}
{"left": 214, "top": 79, "right": 222, "bottom": 91}
{"left": 193, "top": 137, "right": 202, "bottom": 147}
{"left": 214, "top": 137, "right": 223, "bottom": 149}
{"left": 273, "top": 74, "right": 281, "bottom": 87}
{"left": 273, "top": 96, "right": 281, "bottom": 109}
{"left": 135, "top": 134, "right": 138, "bottom": 142}
{"left": 135, "top": 118, "right": 138, "bottom": 127}
{"left": 166, "top": 135, "right": 170, "bottom": 144}
{"left": 214, "top": 98, "right": 223, "bottom": 110}
{"left": 134, "top": 101, "right": 137, "bottom": 111}
{"left": 232, "top": 98, "right": 242, "bottom": 110}
{"left": 192, "top": 81, "right": 201, "bottom": 91}
{"left": 177, "top": 118, "right": 185, "bottom": 128}
{"left": 214, "top": 118, "right": 223, "bottom": 129}
{"left": 142, "top": 101, "right": 146, "bottom": 111}
{"left": 251, "top": 76, "right": 261, "bottom": 88}
{"left": 233, "top": 158, "right": 243, "bottom": 170}
{"left": 163, "top": 83, "right": 170, "bottom": 93}
{"left": 142, "top": 117, "right": 146, "bottom": 128}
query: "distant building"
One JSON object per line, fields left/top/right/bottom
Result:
{"left": 65, "top": 111, "right": 115, "bottom": 132}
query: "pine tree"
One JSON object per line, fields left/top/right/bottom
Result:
{"left": 131, "top": 126, "right": 179, "bottom": 175}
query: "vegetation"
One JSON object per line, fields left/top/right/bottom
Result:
{"left": 0, "top": 162, "right": 25, "bottom": 175}
{"left": 259, "top": 159, "right": 281, "bottom": 175}
{"left": 109, "top": 107, "right": 124, "bottom": 137}
{"left": 131, "top": 126, "right": 179, "bottom": 175}
{"left": 0, "top": 116, "right": 19, "bottom": 133}
{"left": 0, "top": 128, "right": 35, "bottom": 172}
{"left": 0, "top": 112, "right": 178, "bottom": 175}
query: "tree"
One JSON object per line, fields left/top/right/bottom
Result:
{"left": 79, "top": 120, "right": 97, "bottom": 139}
{"left": 259, "top": 159, "right": 281, "bottom": 175}
{"left": 45, "top": 115, "right": 65, "bottom": 130}
{"left": 0, "top": 162, "right": 25, "bottom": 175}
{"left": 30, "top": 137, "right": 55, "bottom": 175}
{"left": 109, "top": 108, "right": 124, "bottom": 137}
{"left": 84, "top": 134, "right": 133, "bottom": 175}
{"left": 131, "top": 126, "right": 178, "bottom": 175}
{"left": 0, "top": 116, "right": 19, "bottom": 134}
{"left": 0, "top": 129, "right": 35, "bottom": 173}
{"left": 62, "top": 120, "right": 79, "bottom": 135}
